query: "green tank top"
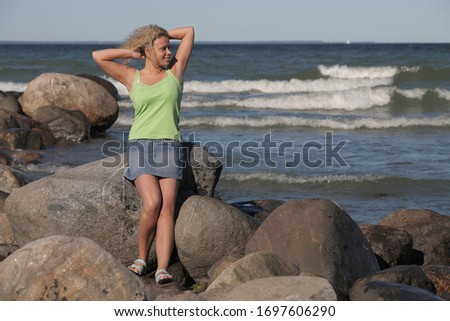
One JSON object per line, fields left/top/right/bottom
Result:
{"left": 128, "top": 69, "right": 182, "bottom": 141}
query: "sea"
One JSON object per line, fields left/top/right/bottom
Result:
{"left": 1, "top": 42, "right": 449, "bottom": 224}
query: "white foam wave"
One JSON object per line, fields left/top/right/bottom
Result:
{"left": 0, "top": 81, "right": 28, "bottom": 92}
{"left": 221, "top": 172, "right": 384, "bottom": 185}
{"left": 24, "top": 163, "right": 73, "bottom": 175}
{"left": 118, "top": 100, "right": 133, "bottom": 108}
{"left": 435, "top": 88, "right": 450, "bottom": 100}
{"left": 395, "top": 88, "right": 428, "bottom": 99}
{"left": 184, "top": 77, "right": 393, "bottom": 94}
{"left": 318, "top": 65, "right": 419, "bottom": 79}
{"left": 115, "top": 113, "right": 134, "bottom": 127}
{"left": 183, "top": 87, "right": 393, "bottom": 111}
{"left": 180, "top": 115, "right": 450, "bottom": 129}
{"left": 101, "top": 75, "right": 129, "bottom": 97}
{"left": 394, "top": 87, "right": 450, "bottom": 101}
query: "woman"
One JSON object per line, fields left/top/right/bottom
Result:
{"left": 92, "top": 25, "right": 194, "bottom": 285}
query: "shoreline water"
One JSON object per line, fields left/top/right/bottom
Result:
{"left": 11, "top": 123, "right": 449, "bottom": 225}
{"left": 1, "top": 42, "right": 450, "bottom": 224}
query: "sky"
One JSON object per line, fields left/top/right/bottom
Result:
{"left": 1, "top": 0, "right": 449, "bottom": 43}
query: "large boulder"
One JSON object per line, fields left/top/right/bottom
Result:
{"left": 349, "top": 265, "right": 436, "bottom": 296}
{"left": 221, "top": 275, "right": 337, "bottom": 301}
{"left": 379, "top": 209, "right": 450, "bottom": 265}
{"left": 76, "top": 74, "right": 120, "bottom": 100}
{"left": 0, "top": 235, "right": 145, "bottom": 300}
{"left": 246, "top": 198, "right": 380, "bottom": 300}
{"left": 4, "top": 143, "right": 222, "bottom": 267}
{"left": 204, "top": 252, "right": 294, "bottom": 295}
{"left": 19, "top": 73, "right": 118, "bottom": 132}
{"left": 175, "top": 195, "right": 259, "bottom": 282}
{"left": 349, "top": 281, "right": 443, "bottom": 301}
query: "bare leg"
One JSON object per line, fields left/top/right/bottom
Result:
{"left": 155, "top": 178, "right": 179, "bottom": 274}
{"left": 129, "top": 174, "right": 162, "bottom": 273}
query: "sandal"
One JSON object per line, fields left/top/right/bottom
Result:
{"left": 155, "top": 268, "right": 173, "bottom": 285}
{"left": 128, "top": 259, "right": 147, "bottom": 276}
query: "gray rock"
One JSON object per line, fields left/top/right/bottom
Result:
{"left": 246, "top": 198, "right": 379, "bottom": 300}
{"left": 379, "top": 209, "right": 450, "bottom": 265}
{"left": 360, "top": 224, "right": 413, "bottom": 269}
{"left": 0, "top": 235, "right": 145, "bottom": 300}
{"left": 207, "top": 249, "right": 244, "bottom": 284}
{"left": 0, "top": 244, "right": 19, "bottom": 262}
{"left": 0, "top": 212, "right": 15, "bottom": 245}
{"left": 205, "top": 252, "right": 294, "bottom": 295}
{"left": 184, "top": 143, "right": 222, "bottom": 197}
{"left": 19, "top": 73, "right": 118, "bottom": 132}
{"left": 155, "top": 291, "right": 204, "bottom": 301}
{"left": 0, "top": 164, "right": 29, "bottom": 193}
{"left": 175, "top": 195, "right": 259, "bottom": 282}
{"left": 33, "top": 106, "right": 91, "bottom": 141}
{"left": 349, "top": 281, "right": 444, "bottom": 301}
{"left": 0, "top": 192, "right": 12, "bottom": 246}
{"left": 0, "top": 109, "right": 19, "bottom": 130}
{"left": 0, "top": 94, "right": 21, "bottom": 113}
{"left": 222, "top": 275, "right": 337, "bottom": 301}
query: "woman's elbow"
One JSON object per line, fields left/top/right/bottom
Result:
{"left": 92, "top": 50, "right": 101, "bottom": 62}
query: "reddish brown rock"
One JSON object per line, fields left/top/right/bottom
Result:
{"left": 360, "top": 224, "right": 413, "bottom": 269}
{"left": 379, "top": 209, "right": 450, "bottom": 265}
{"left": 246, "top": 198, "right": 379, "bottom": 300}
{"left": 422, "top": 265, "right": 450, "bottom": 298}
{"left": 2, "top": 128, "right": 42, "bottom": 150}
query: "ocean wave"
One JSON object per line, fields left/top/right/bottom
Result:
{"left": 395, "top": 88, "right": 428, "bottom": 99}
{"left": 20, "top": 162, "right": 73, "bottom": 176}
{"left": 182, "top": 86, "right": 393, "bottom": 110}
{"left": 221, "top": 172, "right": 385, "bottom": 185}
{"left": 184, "top": 77, "right": 393, "bottom": 94}
{"left": 395, "top": 87, "right": 450, "bottom": 101}
{"left": 435, "top": 88, "right": 450, "bottom": 100}
{"left": 318, "top": 65, "right": 419, "bottom": 79}
{"left": 102, "top": 76, "right": 129, "bottom": 97}
{"left": 114, "top": 113, "right": 134, "bottom": 126}
{"left": 179, "top": 115, "right": 450, "bottom": 129}
{"left": 0, "top": 81, "right": 28, "bottom": 92}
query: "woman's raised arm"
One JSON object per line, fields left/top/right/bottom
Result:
{"left": 92, "top": 48, "right": 142, "bottom": 90}
{"left": 168, "top": 26, "right": 195, "bottom": 82}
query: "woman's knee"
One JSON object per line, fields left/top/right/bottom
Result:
{"left": 141, "top": 198, "right": 161, "bottom": 217}
{"left": 158, "top": 204, "right": 175, "bottom": 221}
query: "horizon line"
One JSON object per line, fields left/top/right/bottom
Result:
{"left": 1, "top": 40, "right": 449, "bottom": 45}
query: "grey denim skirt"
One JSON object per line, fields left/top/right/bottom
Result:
{"left": 124, "top": 139, "right": 185, "bottom": 181}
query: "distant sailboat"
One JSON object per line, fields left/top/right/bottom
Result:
{"left": 346, "top": 40, "right": 351, "bottom": 45}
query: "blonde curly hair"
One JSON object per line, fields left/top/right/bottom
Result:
{"left": 121, "top": 24, "right": 169, "bottom": 55}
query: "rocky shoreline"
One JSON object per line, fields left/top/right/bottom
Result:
{"left": 0, "top": 73, "right": 449, "bottom": 301}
